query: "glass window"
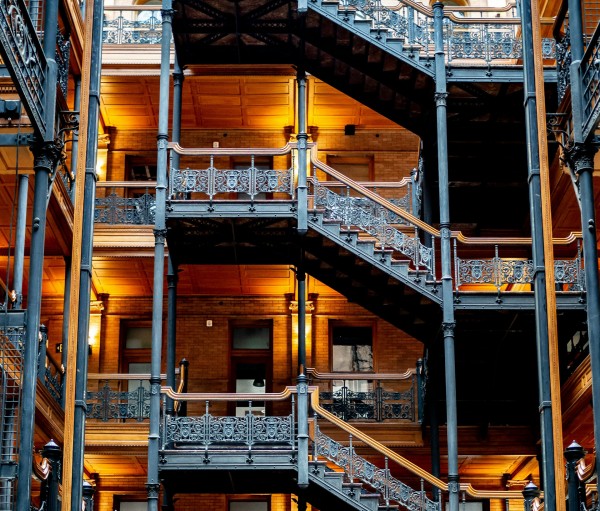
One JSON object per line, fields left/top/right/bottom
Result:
{"left": 125, "top": 327, "right": 152, "bottom": 349}
{"left": 332, "top": 326, "right": 373, "bottom": 372}
{"left": 229, "top": 500, "right": 269, "bottom": 511}
{"left": 232, "top": 327, "right": 270, "bottom": 350}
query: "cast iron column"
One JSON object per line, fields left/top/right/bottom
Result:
{"left": 296, "top": 265, "right": 309, "bottom": 489}
{"left": 12, "top": 174, "right": 28, "bottom": 309}
{"left": 165, "top": 57, "right": 182, "bottom": 415}
{"left": 16, "top": 140, "right": 60, "bottom": 511}
{"left": 147, "top": 0, "right": 173, "bottom": 507}
{"left": 296, "top": 70, "right": 308, "bottom": 235}
{"left": 432, "top": 5, "right": 459, "bottom": 511}
{"left": 520, "top": 0, "right": 560, "bottom": 505}
{"left": 69, "top": 0, "right": 103, "bottom": 504}
{"left": 522, "top": 482, "right": 540, "bottom": 511}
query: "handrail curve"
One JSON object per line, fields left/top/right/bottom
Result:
{"left": 306, "top": 366, "right": 415, "bottom": 380}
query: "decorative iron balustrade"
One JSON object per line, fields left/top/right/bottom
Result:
{"left": 554, "top": 0, "right": 571, "bottom": 104}
{"left": 335, "top": 0, "right": 555, "bottom": 65}
{"left": 164, "top": 410, "right": 295, "bottom": 447}
{"left": 0, "top": 0, "right": 48, "bottom": 137}
{"left": 320, "top": 382, "right": 415, "bottom": 422}
{"left": 86, "top": 379, "right": 151, "bottom": 422}
{"left": 170, "top": 159, "right": 295, "bottom": 200}
{"left": 94, "top": 192, "right": 156, "bottom": 225}
{"left": 307, "top": 367, "right": 420, "bottom": 423}
{"left": 314, "top": 425, "right": 439, "bottom": 511}
{"left": 579, "top": 21, "right": 600, "bottom": 142}
{"left": 312, "top": 180, "right": 434, "bottom": 273}
{"left": 454, "top": 242, "right": 584, "bottom": 292}
{"left": 103, "top": 7, "right": 162, "bottom": 44}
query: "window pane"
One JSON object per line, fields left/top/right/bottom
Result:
{"left": 332, "top": 326, "right": 373, "bottom": 372}
{"left": 125, "top": 327, "right": 152, "bottom": 349}
{"left": 232, "top": 327, "right": 270, "bottom": 349}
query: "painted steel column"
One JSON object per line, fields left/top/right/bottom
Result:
{"left": 16, "top": 140, "right": 58, "bottom": 511}
{"left": 12, "top": 174, "right": 28, "bottom": 309}
{"left": 147, "top": 0, "right": 173, "bottom": 507}
{"left": 432, "top": 5, "right": 459, "bottom": 511}
{"left": 69, "top": 0, "right": 103, "bottom": 504}
{"left": 82, "top": 480, "right": 95, "bottom": 511}
{"left": 296, "top": 70, "right": 308, "bottom": 235}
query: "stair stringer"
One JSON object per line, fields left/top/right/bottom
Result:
{"left": 307, "top": 210, "right": 442, "bottom": 304}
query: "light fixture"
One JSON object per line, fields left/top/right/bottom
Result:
{"left": 252, "top": 377, "right": 265, "bottom": 388}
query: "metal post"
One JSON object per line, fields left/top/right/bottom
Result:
{"left": 522, "top": 481, "right": 540, "bottom": 511}
{"left": 42, "top": 440, "right": 62, "bottom": 511}
{"left": 296, "top": 70, "right": 308, "bottom": 235}
{"left": 432, "top": 5, "right": 459, "bottom": 511}
{"left": 519, "top": 0, "right": 564, "bottom": 507}
{"left": 16, "top": 140, "right": 58, "bottom": 511}
{"left": 565, "top": 441, "right": 585, "bottom": 511}
{"left": 296, "top": 264, "right": 309, "bottom": 489}
{"left": 12, "top": 174, "right": 28, "bottom": 309}
{"left": 69, "top": 0, "right": 103, "bottom": 505}
{"left": 147, "top": 0, "right": 173, "bottom": 507}
{"left": 166, "top": 256, "right": 178, "bottom": 415}
{"left": 37, "top": 324, "right": 48, "bottom": 381}
{"left": 82, "top": 480, "right": 95, "bottom": 511}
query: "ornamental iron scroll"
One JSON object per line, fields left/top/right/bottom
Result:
{"left": 0, "top": 0, "right": 47, "bottom": 136}
{"left": 170, "top": 159, "right": 294, "bottom": 200}
{"left": 94, "top": 192, "right": 156, "bottom": 225}
{"left": 164, "top": 413, "right": 295, "bottom": 447}
{"left": 315, "top": 426, "right": 438, "bottom": 511}
{"left": 313, "top": 182, "right": 433, "bottom": 272}
{"left": 580, "top": 23, "right": 600, "bottom": 142}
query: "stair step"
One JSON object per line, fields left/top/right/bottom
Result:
{"left": 358, "top": 493, "right": 382, "bottom": 511}
{"left": 339, "top": 229, "right": 360, "bottom": 245}
{"left": 373, "top": 249, "right": 393, "bottom": 265}
{"left": 356, "top": 240, "right": 375, "bottom": 257}
{"left": 378, "top": 505, "right": 400, "bottom": 511}
{"left": 323, "top": 470, "right": 345, "bottom": 490}
{"left": 342, "top": 481, "right": 364, "bottom": 500}
{"left": 321, "top": 219, "right": 344, "bottom": 235}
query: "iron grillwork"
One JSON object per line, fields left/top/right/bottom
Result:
{"left": 102, "top": 8, "right": 162, "bottom": 44}
{"left": 86, "top": 380, "right": 151, "bottom": 422}
{"left": 94, "top": 192, "right": 156, "bottom": 225}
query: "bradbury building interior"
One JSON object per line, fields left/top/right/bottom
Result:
{"left": 0, "top": 0, "right": 598, "bottom": 509}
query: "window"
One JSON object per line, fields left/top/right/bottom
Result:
{"left": 331, "top": 325, "right": 373, "bottom": 372}
{"left": 121, "top": 323, "right": 152, "bottom": 395}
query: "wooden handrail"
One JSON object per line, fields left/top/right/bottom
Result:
{"left": 306, "top": 367, "right": 415, "bottom": 380}
{"left": 88, "top": 373, "right": 167, "bottom": 380}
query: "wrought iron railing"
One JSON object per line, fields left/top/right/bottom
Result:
{"left": 306, "top": 367, "right": 420, "bottom": 423}
{"left": 95, "top": 183, "right": 156, "bottom": 225}
{"left": 160, "top": 387, "right": 298, "bottom": 450}
{"left": 310, "top": 388, "right": 526, "bottom": 511}
{"left": 168, "top": 144, "right": 295, "bottom": 200}
{"left": 86, "top": 374, "right": 152, "bottom": 422}
{"left": 87, "top": 362, "right": 188, "bottom": 422}
{"left": 41, "top": 352, "right": 63, "bottom": 405}
{"left": 579, "top": 21, "right": 600, "bottom": 142}
{"left": 103, "top": 6, "right": 162, "bottom": 44}
{"left": 164, "top": 400, "right": 295, "bottom": 447}
{"left": 314, "top": 425, "right": 439, "bottom": 511}
{"left": 329, "top": 0, "right": 556, "bottom": 66}
{"left": 453, "top": 239, "right": 585, "bottom": 292}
